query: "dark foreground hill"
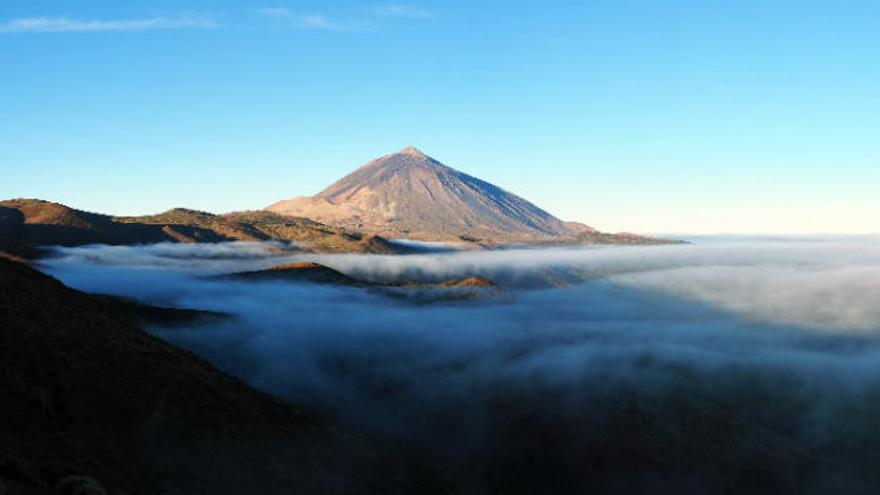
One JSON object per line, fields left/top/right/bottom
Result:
{"left": 0, "top": 199, "right": 404, "bottom": 260}
{"left": 0, "top": 257, "right": 380, "bottom": 494}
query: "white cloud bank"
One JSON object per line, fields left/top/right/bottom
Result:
{"left": 37, "top": 237, "right": 880, "bottom": 491}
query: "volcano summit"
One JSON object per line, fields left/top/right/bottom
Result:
{"left": 267, "top": 147, "right": 613, "bottom": 243}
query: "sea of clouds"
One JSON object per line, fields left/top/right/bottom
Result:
{"left": 38, "top": 236, "right": 880, "bottom": 493}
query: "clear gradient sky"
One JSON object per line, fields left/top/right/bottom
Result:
{"left": 1, "top": 1, "right": 878, "bottom": 234}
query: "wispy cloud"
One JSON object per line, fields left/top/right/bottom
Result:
{"left": 0, "top": 14, "right": 218, "bottom": 33}
{"left": 258, "top": 7, "right": 373, "bottom": 32}
{"left": 299, "top": 14, "right": 340, "bottom": 30}
{"left": 375, "top": 5, "right": 432, "bottom": 18}
{"left": 258, "top": 7, "right": 294, "bottom": 18}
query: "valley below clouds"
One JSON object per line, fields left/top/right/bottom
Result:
{"left": 40, "top": 237, "right": 880, "bottom": 493}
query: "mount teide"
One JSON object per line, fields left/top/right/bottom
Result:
{"left": 266, "top": 146, "right": 602, "bottom": 243}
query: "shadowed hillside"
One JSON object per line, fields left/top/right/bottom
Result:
{"left": 0, "top": 256, "right": 369, "bottom": 494}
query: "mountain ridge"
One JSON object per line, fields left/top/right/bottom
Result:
{"left": 0, "top": 198, "right": 409, "bottom": 259}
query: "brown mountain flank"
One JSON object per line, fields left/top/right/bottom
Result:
{"left": 438, "top": 276, "right": 496, "bottom": 289}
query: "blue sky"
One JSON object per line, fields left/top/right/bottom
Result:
{"left": 1, "top": 1, "right": 878, "bottom": 233}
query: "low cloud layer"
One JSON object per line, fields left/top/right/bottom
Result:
{"left": 41, "top": 237, "right": 880, "bottom": 492}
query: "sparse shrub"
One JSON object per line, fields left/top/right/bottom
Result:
{"left": 0, "top": 456, "right": 39, "bottom": 486}
{"left": 54, "top": 476, "right": 106, "bottom": 495}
